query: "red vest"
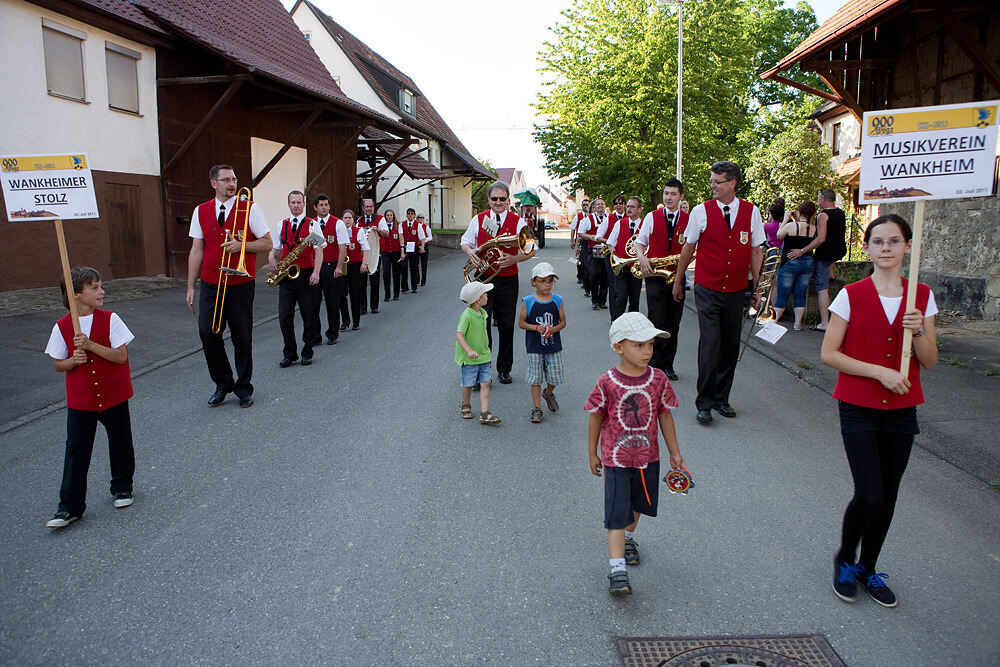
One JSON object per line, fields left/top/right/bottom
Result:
{"left": 420, "top": 222, "right": 430, "bottom": 242}
{"left": 358, "top": 213, "right": 382, "bottom": 229}
{"left": 197, "top": 198, "right": 258, "bottom": 286}
{"left": 380, "top": 220, "right": 401, "bottom": 253}
{"left": 402, "top": 219, "right": 421, "bottom": 246}
{"left": 346, "top": 226, "right": 365, "bottom": 264}
{"left": 694, "top": 199, "right": 753, "bottom": 293}
{"left": 647, "top": 208, "right": 689, "bottom": 258}
{"left": 318, "top": 216, "right": 343, "bottom": 263}
{"left": 57, "top": 309, "right": 133, "bottom": 411}
{"left": 833, "top": 278, "right": 930, "bottom": 410}
{"left": 613, "top": 218, "right": 640, "bottom": 257}
{"left": 279, "top": 217, "right": 315, "bottom": 270}
{"left": 475, "top": 211, "right": 522, "bottom": 277}
{"left": 580, "top": 213, "right": 604, "bottom": 249}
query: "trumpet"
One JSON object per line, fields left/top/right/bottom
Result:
{"left": 463, "top": 225, "right": 536, "bottom": 283}
{"left": 211, "top": 187, "right": 252, "bottom": 334}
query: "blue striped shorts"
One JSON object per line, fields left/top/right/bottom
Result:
{"left": 525, "top": 351, "right": 565, "bottom": 386}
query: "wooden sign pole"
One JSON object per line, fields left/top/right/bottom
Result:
{"left": 899, "top": 199, "right": 925, "bottom": 374}
{"left": 53, "top": 219, "right": 81, "bottom": 335}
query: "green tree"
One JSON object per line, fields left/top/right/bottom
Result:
{"left": 470, "top": 157, "right": 496, "bottom": 212}
{"left": 746, "top": 122, "right": 845, "bottom": 205}
{"left": 535, "top": 0, "right": 818, "bottom": 205}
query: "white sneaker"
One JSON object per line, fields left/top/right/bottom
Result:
{"left": 45, "top": 512, "right": 80, "bottom": 528}
{"left": 113, "top": 493, "right": 134, "bottom": 508}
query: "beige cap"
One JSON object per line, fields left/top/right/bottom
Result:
{"left": 609, "top": 312, "right": 670, "bottom": 344}
{"left": 530, "top": 261, "right": 559, "bottom": 279}
{"left": 460, "top": 281, "right": 494, "bottom": 304}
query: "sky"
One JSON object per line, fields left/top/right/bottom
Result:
{"left": 289, "top": 0, "right": 846, "bottom": 189}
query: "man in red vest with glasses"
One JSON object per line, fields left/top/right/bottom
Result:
{"left": 672, "top": 162, "right": 764, "bottom": 424}
{"left": 461, "top": 181, "right": 536, "bottom": 384}
{"left": 186, "top": 165, "right": 273, "bottom": 409}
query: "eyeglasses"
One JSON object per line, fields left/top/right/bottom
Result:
{"left": 867, "top": 238, "right": 905, "bottom": 249}
{"left": 490, "top": 196, "right": 508, "bottom": 202}
{"left": 214, "top": 177, "right": 237, "bottom": 183}
{"left": 709, "top": 178, "right": 734, "bottom": 186}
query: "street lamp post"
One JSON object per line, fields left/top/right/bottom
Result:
{"left": 659, "top": 0, "right": 684, "bottom": 179}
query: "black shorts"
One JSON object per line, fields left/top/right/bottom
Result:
{"left": 604, "top": 461, "right": 659, "bottom": 529}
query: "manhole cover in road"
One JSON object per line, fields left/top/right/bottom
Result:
{"left": 616, "top": 634, "right": 847, "bottom": 667}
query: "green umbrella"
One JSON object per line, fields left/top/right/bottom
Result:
{"left": 513, "top": 189, "right": 541, "bottom": 207}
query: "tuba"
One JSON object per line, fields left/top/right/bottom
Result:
{"left": 211, "top": 187, "right": 252, "bottom": 334}
{"left": 463, "top": 225, "right": 536, "bottom": 283}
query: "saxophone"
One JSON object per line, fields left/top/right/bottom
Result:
{"left": 266, "top": 239, "right": 309, "bottom": 286}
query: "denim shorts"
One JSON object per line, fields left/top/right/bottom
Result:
{"left": 813, "top": 259, "right": 833, "bottom": 291}
{"left": 460, "top": 361, "right": 491, "bottom": 387}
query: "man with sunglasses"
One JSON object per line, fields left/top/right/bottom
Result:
{"left": 461, "top": 181, "right": 537, "bottom": 384}
{"left": 672, "top": 161, "right": 764, "bottom": 425}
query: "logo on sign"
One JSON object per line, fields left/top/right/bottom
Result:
{"left": 870, "top": 115, "right": 895, "bottom": 135}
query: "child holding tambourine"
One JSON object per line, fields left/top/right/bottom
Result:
{"left": 820, "top": 213, "right": 938, "bottom": 608}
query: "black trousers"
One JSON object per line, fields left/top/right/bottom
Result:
{"left": 579, "top": 246, "right": 593, "bottom": 295}
{"left": 404, "top": 252, "right": 421, "bottom": 292}
{"left": 610, "top": 270, "right": 642, "bottom": 320}
{"left": 693, "top": 283, "right": 745, "bottom": 410}
{"left": 419, "top": 247, "right": 429, "bottom": 285}
{"left": 484, "top": 273, "right": 518, "bottom": 375}
{"left": 381, "top": 250, "right": 402, "bottom": 299}
{"left": 836, "top": 403, "right": 916, "bottom": 571}
{"left": 341, "top": 264, "right": 364, "bottom": 328}
{"left": 646, "top": 277, "right": 685, "bottom": 373}
{"left": 278, "top": 269, "right": 320, "bottom": 359}
{"left": 367, "top": 269, "right": 380, "bottom": 310}
{"left": 315, "top": 262, "right": 341, "bottom": 340}
{"left": 198, "top": 279, "right": 254, "bottom": 396}
{"left": 59, "top": 402, "right": 134, "bottom": 516}
{"left": 589, "top": 251, "right": 609, "bottom": 307}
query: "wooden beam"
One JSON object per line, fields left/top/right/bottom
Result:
{"left": 375, "top": 172, "right": 407, "bottom": 209}
{"left": 801, "top": 58, "right": 893, "bottom": 72}
{"left": 161, "top": 78, "right": 245, "bottom": 175}
{"left": 815, "top": 71, "right": 865, "bottom": 120}
{"left": 379, "top": 178, "right": 447, "bottom": 205}
{"left": 766, "top": 74, "right": 844, "bottom": 105}
{"left": 306, "top": 127, "right": 363, "bottom": 193}
{"left": 255, "top": 102, "right": 323, "bottom": 113}
{"left": 937, "top": 8, "right": 1000, "bottom": 96}
{"left": 251, "top": 109, "right": 323, "bottom": 188}
{"left": 157, "top": 74, "right": 252, "bottom": 86}
{"left": 356, "top": 143, "right": 411, "bottom": 196}
{"left": 362, "top": 138, "right": 419, "bottom": 146}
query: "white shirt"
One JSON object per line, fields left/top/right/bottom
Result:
{"left": 271, "top": 216, "right": 325, "bottom": 250}
{"left": 569, "top": 212, "right": 584, "bottom": 231}
{"left": 317, "top": 216, "right": 348, "bottom": 247}
{"left": 635, "top": 209, "right": 680, "bottom": 248}
{"left": 683, "top": 198, "right": 765, "bottom": 246}
{"left": 605, "top": 216, "right": 642, "bottom": 249}
{"left": 461, "top": 211, "right": 527, "bottom": 248}
{"left": 830, "top": 287, "right": 938, "bottom": 323}
{"left": 189, "top": 197, "right": 270, "bottom": 240}
{"left": 46, "top": 312, "right": 135, "bottom": 359}
{"left": 418, "top": 225, "right": 432, "bottom": 242}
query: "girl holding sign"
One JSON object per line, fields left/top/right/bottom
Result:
{"left": 820, "top": 213, "right": 938, "bottom": 608}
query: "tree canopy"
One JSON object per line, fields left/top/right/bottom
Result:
{"left": 535, "top": 0, "right": 821, "bottom": 207}
{"left": 747, "top": 122, "right": 846, "bottom": 207}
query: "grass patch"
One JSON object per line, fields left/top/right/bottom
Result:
{"left": 947, "top": 356, "right": 974, "bottom": 369}
{"left": 985, "top": 365, "right": 999, "bottom": 377}
{"left": 797, "top": 360, "right": 814, "bottom": 370}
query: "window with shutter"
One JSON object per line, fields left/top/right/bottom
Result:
{"left": 42, "top": 21, "right": 86, "bottom": 102}
{"left": 106, "top": 42, "right": 140, "bottom": 113}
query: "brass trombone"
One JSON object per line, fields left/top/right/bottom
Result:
{"left": 211, "top": 187, "right": 252, "bottom": 334}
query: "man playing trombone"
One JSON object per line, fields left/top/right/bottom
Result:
{"left": 186, "top": 165, "right": 273, "bottom": 409}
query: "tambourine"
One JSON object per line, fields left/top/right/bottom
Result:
{"left": 663, "top": 467, "right": 694, "bottom": 494}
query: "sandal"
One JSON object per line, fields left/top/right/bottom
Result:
{"left": 542, "top": 389, "right": 559, "bottom": 413}
{"left": 461, "top": 404, "right": 473, "bottom": 419}
{"left": 480, "top": 411, "right": 501, "bottom": 425}
{"left": 530, "top": 408, "right": 544, "bottom": 423}
{"left": 809, "top": 324, "right": 827, "bottom": 332}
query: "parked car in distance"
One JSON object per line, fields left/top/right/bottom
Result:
{"left": 544, "top": 220, "right": 558, "bottom": 230}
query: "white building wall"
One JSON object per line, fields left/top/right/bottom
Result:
{"left": 251, "top": 138, "right": 307, "bottom": 234}
{"left": 0, "top": 0, "right": 159, "bottom": 175}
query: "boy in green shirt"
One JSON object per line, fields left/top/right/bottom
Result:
{"left": 456, "top": 282, "right": 501, "bottom": 424}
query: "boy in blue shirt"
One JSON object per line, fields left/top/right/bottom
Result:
{"left": 518, "top": 262, "right": 567, "bottom": 423}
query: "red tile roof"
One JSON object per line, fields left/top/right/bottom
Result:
{"left": 60, "top": 0, "right": 170, "bottom": 36}
{"left": 300, "top": 1, "right": 493, "bottom": 179}
{"left": 362, "top": 127, "right": 449, "bottom": 180}
{"left": 495, "top": 168, "right": 516, "bottom": 185}
{"left": 762, "top": 0, "right": 908, "bottom": 78}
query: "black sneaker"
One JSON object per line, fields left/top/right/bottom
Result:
{"left": 857, "top": 568, "right": 898, "bottom": 608}
{"left": 608, "top": 569, "right": 631, "bottom": 596}
{"left": 113, "top": 492, "right": 134, "bottom": 508}
{"left": 530, "top": 408, "right": 543, "bottom": 423}
{"left": 624, "top": 537, "right": 640, "bottom": 566}
{"left": 832, "top": 560, "right": 863, "bottom": 602}
{"left": 45, "top": 511, "right": 80, "bottom": 528}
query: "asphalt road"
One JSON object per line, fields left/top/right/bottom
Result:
{"left": 1, "top": 239, "right": 998, "bottom": 665}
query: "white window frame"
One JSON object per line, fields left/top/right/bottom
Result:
{"left": 399, "top": 87, "right": 416, "bottom": 118}
{"left": 42, "top": 18, "right": 87, "bottom": 103}
{"left": 105, "top": 41, "right": 142, "bottom": 114}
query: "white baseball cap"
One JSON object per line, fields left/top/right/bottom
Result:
{"left": 460, "top": 281, "right": 494, "bottom": 304}
{"left": 530, "top": 262, "right": 559, "bottom": 279}
{"left": 609, "top": 312, "right": 670, "bottom": 345}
